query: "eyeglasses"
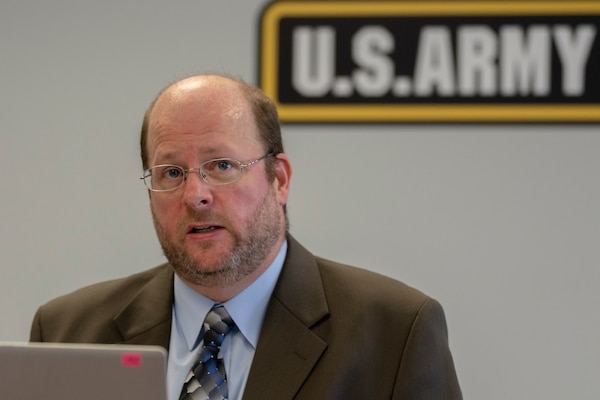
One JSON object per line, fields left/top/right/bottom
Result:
{"left": 141, "top": 153, "right": 274, "bottom": 192}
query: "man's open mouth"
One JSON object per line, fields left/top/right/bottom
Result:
{"left": 188, "top": 226, "right": 220, "bottom": 234}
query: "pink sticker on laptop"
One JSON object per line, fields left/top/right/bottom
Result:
{"left": 121, "top": 352, "right": 142, "bottom": 367}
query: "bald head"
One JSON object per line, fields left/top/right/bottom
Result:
{"left": 153, "top": 76, "right": 249, "bottom": 123}
{"left": 140, "top": 75, "right": 283, "bottom": 172}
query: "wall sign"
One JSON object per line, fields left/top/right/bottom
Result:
{"left": 258, "top": 1, "right": 600, "bottom": 123}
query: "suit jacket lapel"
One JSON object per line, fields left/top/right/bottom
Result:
{"left": 108, "top": 237, "right": 329, "bottom": 398}
{"left": 113, "top": 265, "right": 174, "bottom": 349}
{"left": 243, "top": 235, "right": 330, "bottom": 399}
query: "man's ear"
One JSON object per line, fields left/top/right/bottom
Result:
{"left": 272, "top": 153, "right": 292, "bottom": 206}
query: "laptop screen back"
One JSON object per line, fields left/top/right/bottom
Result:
{"left": 0, "top": 342, "right": 167, "bottom": 400}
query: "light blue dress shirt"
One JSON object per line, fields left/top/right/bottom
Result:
{"left": 166, "top": 241, "right": 287, "bottom": 400}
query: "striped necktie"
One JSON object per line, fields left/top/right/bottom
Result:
{"left": 179, "top": 305, "right": 235, "bottom": 400}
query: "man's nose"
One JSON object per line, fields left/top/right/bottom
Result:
{"left": 181, "top": 169, "right": 213, "bottom": 207}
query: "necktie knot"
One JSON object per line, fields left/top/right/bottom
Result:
{"left": 203, "top": 306, "right": 234, "bottom": 347}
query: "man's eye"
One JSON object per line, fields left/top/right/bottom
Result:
{"left": 205, "top": 160, "right": 234, "bottom": 172}
{"left": 216, "top": 160, "right": 233, "bottom": 171}
{"left": 163, "top": 167, "right": 183, "bottom": 179}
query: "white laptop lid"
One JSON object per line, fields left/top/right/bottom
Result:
{"left": 0, "top": 342, "right": 167, "bottom": 400}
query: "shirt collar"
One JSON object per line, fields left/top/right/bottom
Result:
{"left": 173, "top": 240, "right": 287, "bottom": 350}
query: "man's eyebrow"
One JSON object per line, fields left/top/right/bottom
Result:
{"left": 153, "top": 147, "right": 230, "bottom": 164}
{"left": 202, "top": 147, "right": 223, "bottom": 157}
{"left": 154, "top": 152, "right": 179, "bottom": 163}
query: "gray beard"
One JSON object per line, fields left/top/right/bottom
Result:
{"left": 152, "top": 188, "right": 282, "bottom": 289}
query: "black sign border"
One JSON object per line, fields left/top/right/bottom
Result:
{"left": 258, "top": 0, "right": 600, "bottom": 123}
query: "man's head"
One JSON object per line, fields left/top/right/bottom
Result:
{"left": 140, "top": 75, "right": 292, "bottom": 301}
{"left": 141, "top": 75, "right": 284, "bottom": 175}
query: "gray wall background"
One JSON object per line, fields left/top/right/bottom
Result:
{"left": 2, "top": 1, "right": 599, "bottom": 399}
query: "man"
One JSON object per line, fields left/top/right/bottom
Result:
{"left": 30, "top": 75, "right": 462, "bottom": 399}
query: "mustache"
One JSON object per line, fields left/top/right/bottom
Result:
{"left": 175, "top": 208, "right": 231, "bottom": 233}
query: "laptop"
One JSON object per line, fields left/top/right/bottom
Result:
{"left": 0, "top": 342, "right": 167, "bottom": 400}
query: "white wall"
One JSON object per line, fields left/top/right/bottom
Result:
{"left": 2, "top": 1, "right": 599, "bottom": 399}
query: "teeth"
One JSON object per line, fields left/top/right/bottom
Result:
{"left": 191, "top": 226, "right": 216, "bottom": 233}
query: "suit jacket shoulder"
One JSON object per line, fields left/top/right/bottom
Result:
{"left": 316, "top": 255, "right": 431, "bottom": 312}
{"left": 243, "top": 236, "right": 462, "bottom": 399}
{"left": 30, "top": 264, "right": 173, "bottom": 349}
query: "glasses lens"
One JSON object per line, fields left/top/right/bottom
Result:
{"left": 148, "top": 165, "right": 185, "bottom": 191}
{"left": 201, "top": 158, "right": 242, "bottom": 184}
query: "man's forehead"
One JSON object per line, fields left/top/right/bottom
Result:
{"left": 152, "top": 78, "right": 250, "bottom": 120}
{"left": 164, "top": 75, "right": 241, "bottom": 102}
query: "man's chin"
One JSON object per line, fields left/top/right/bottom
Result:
{"left": 171, "top": 257, "right": 243, "bottom": 289}
{"left": 184, "top": 245, "right": 232, "bottom": 265}
{"left": 185, "top": 261, "right": 233, "bottom": 276}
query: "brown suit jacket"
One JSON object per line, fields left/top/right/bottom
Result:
{"left": 30, "top": 235, "right": 462, "bottom": 399}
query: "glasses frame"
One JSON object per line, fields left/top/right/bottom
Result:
{"left": 140, "top": 153, "right": 275, "bottom": 192}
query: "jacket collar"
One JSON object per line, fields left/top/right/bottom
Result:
{"left": 243, "top": 234, "right": 330, "bottom": 399}
{"left": 110, "top": 234, "right": 330, "bottom": 399}
{"left": 113, "top": 265, "right": 174, "bottom": 349}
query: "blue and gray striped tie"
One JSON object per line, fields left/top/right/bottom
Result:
{"left": 179, "top": 305, "right": 235, "bottom": 400}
